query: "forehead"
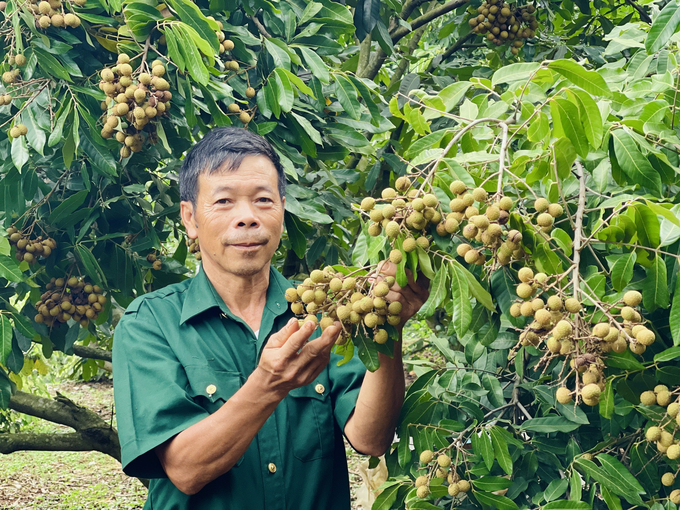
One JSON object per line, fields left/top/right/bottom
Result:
{"left": 197, "top": 155, "right": 278, "bottom": 197}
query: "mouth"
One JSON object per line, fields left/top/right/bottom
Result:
{"left": 230, "top": 241, "right": 267, "bottom": 250}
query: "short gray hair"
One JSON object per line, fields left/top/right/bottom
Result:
{"left": 179, "top": 127, "right": 286, "bottom": 205}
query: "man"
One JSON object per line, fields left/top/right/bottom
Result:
{"left": 113, "top": 127, "right": 429, "bottom": 509}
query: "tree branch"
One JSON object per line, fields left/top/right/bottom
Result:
{"left": 8, "top": 390, "right": 120, "bottom": 460}
{"left": 427, "top": 31, "right": 475, "bottom": 73}
{"left": 72, "top": 343, "right": 112, "bottom": 363}
{"left": 572, "top": 161, "right": 587, "bottom": 299}
{"left": 389, "top": 2, "right": 436, "bottom": 88}
{"left": 624, "top": 0, "right": 651, "bottom": 24}
{"left": 250, "top": 15, "right": 272, "bottom": 38}
{"left": 356, "top": 33, "right": 373, "bottom": 78}
{"left": 0, "top": 432, "right": 102, "bottom": 454}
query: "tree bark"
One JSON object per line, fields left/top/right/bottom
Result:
{"left": 427, "top": 31, "right": 475, "bottom": 73}
{"left": 72, "top": 343, "right": 112, "bottom": 363}
{"left": 359, "top": 0, "right": 471, "bottom": 80}
{"left": 8, "top": 390, "right": 121, "bottom": 461}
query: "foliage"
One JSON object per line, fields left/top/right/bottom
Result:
{"left": 1, "top": 0, "right": 680, "bottom": 509}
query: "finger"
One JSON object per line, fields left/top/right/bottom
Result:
{"left": 280, "top": 320, "right": 317, "bottom": 357}
{"left": 377, "top": 260, "right": 397, "bottom": 277}
{"left": 402, "top": 267, "right": 430, "bottom": 297}
{"left": 265, "top": 318, "right": 298, "bottom": 349}
{"left": 299, "top": 323, "right": 340, "bottom": 361}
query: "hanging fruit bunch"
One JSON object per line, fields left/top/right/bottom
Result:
{"left": 414, "top": 450, "right": 472, "bottom": 500}
{"left": 6, "top": 226, "right": 56, "bottom": 264}
{"left": 285, "top": 267, "right": 401, "bottom": 346}
{"left": 98, "top": 53, "right": 171, "bottom": 158}
{"left": 27, "top": 0, "right": 84, "bottom": 29}
{"left": 468, "top": 1, "right": 537, "bottom": 54}
{"left": 186, "top": 237, "right": 201, "bottom": 260}
{"left": 146, "top": 252, "right": 162, "bottom": 270}
{"left": 34, "top": 276, "right": 106, "bottom": 328}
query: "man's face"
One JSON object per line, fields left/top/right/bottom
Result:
{"left": 181, "top": 155, "right": 285, "bottom": 279}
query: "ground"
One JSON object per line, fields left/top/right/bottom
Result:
{"left": 0, "top": 322, "right": 447, "bottom": 509}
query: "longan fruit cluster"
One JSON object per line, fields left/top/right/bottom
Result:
{"left": 34, "top": 276, "right": 105, "bottom": 328}
{"left": 556, "top": 362, "right": 606, "bottom": 406}
{"left": 532, "top": 198, "right": 563, "bottom": 233}
{"left": 285, "top": 267, "right": 401, "bottom": 345}
{"left": 2, "top": 68, "right": 20, "bottom": 85}
{"left": 98, "top": 54, "right": 171, "bottom": 158}
{"left": 27, "top": 0, "right": 84, "bottom": 29}
{"left": 415, "top": 450, "right": 471, "bottom": 500}
{"left": 468, "top": 1, "right": 537, "bottom": 54}
{"left": 7, "top": 227, "right": 56, "bottom": 264}
{"left": 187, "top": 237, "right": 201, "bottom": 260}
{"left": 642, "top": 386, "right": 680, "bottom": 461}
{"left": 2, "top": 52, "right": 27, "bottom": 88}
{"left": 0, "top": 92, "right": 13, "bottom": 106}
{"left": 146, "top": 252, "right": 162, "bottom": 270}
{"left": 8, "top": 123, "right": 27, "bottom": 139}
{"left": 227, "top": 101, "right": 253, "bottom": 124}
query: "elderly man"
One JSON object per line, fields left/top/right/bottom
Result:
{"left": 113, "top": 127, "right": 429, "bottom": 509}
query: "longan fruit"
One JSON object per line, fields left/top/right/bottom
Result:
{"left": 389, "top": 249, "right": 403, "bottom": 264}
{"left": 556, "top": 387, "right": 572, "bottom": 404}
{"left": 518, "top": 267, "right": 534, "bottom": 283}
{"left": 640, "top": 391, "right": 657, "bottom": 406}
{"left": 623, "top": 290, "right": 642, "bottom": 307}
{"left": 564, "top": 298, "right": 581, "bottom": 313}
{"left": 534, "top": 197, "right": 549, "bottom": 212}
{"left": 419, "top": 450, "right": 434, "bottom": 463}
{"left": 662, "top": 473, "right": 675, "bottom": 487}
{"left": 553, "top": 320, "right": 573, "bottom": 339}
{"left": 516, "top": 283, "right": 534, "bottom": 299}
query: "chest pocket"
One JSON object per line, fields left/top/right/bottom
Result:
{"left": 286, "top": 373, "right": 335, "bottom": 462}
{"left": 184, "top": 365, "right": 243, "bottom": 414}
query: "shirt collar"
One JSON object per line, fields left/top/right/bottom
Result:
{"left": 179, "top": 265, "right": 290, "bottom": 325}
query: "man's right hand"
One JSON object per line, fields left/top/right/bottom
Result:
{"left": 255, "top": 318, "right": 340, "bottom": 397}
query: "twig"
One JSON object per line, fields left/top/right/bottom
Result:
{"left": 250, "top": 14, "right": 272, "bottom": 38}
{"left": 497, "top": 122, "right": 509, "bottom": 196}
{"left": 572, "top": 161, "right": 586, "bottom": 299}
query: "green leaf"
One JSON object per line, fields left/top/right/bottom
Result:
{"left": 354, "top": 330, "right": 381, "bottom": 372}
{"left": 646, "top": 0, "right": 680, "bottom": 54}
{"left": 273, "top": 68, "right": 294, "bottom": 113}
{"left": 599, "top": 378, "right": 614, "bottom": 419}
{"left": 75, "top": 244, "right": 107, "bottom": 289}
{"left": 519, "top": 416, "right": 580, "bottom": 433}
{"left": 543, "top": 502, "right": 591, "bottom": 510}
{"left": 630, "top": 443, "right": 660, "bottom": 496}
{"left": 12, "top": 313, "right": 36, "bottom": 340}
{"left": 348, "top": 75, "right": 381, "bottom": 124}
{"left": 48, "top": 190, "right": 88, "bottom": 226}
{"left": 551, "top": 98, "right": 589, "bottom": 157}
{"left": 490, "top": 426, "right": 512, "bottom": 475}
{"left": 419, "top": 265, "right": 447, "bottom": 317}
{"left": 482, "top": 373, "right": 505, "bottom": 407}
{"left": 610, "top": 252, "right": 636, "bottom": 292}
{"left": 80, "top": 129, "right": 117, "bottom": 177}
{"left": 284, "top": 213, "right": 307, "bottom": 259}
{"left": 574, "top": 458, "right": 644, "bottom": 505}
{"left": 474, "top": 491, "right": 519, "bottom": 510}
{"left": 0, "top": 254, "right": 23, "bottom": 283}
{"left": 527, "top": 112, "right": 550, "bottom": 142}
{"left": 450, "top": 259, "right": 494, "bottom": 311}
{"left": 290, "top": 112, "right": 322, "bottom": 145}
{"left": 611, "top": 130, "right": 662, "bottom": 196}
{"left": 633, "top": 204, "right": 661, "bottom": 248}
{"left": 642, "top": 255, "right": 669, "bottom": 312}
{"left": 372, "top": 482, "right": 401, "bottom": 510}
{"left": 0, "top": 370, "right": 11, "bottom": 409}
{"left": 174, "top": 25, "right": 209, "bottom": 85}
{"left": 548, "top": 60, "right": 612, "bottom": 97}
{"left": 33, "top": 45, "right": 72, "bottom": 81}
{"left": 472, "top": 476, "right": 513, "bottom": 492}
{"left": 544, "top": 478, "right": 569, "bottom": 502}
{"left": 11, "top": 136, "right": 28, "bottom": 172}
{"left": 166, "top": 0, "right": 219, "bottom": 52}
{"left": 415, "top": 246, "right": 435, "bottom": 279}
{"left": 478, "top": 430, "right": 494, "bottom": 471}
{"left": 335, "top": 75, "right": 361, "bottom": 120}
{"left": 569, "top": 470, "right": 582, "bottom": 502}
{"left": 601, "top": 484, "right": 623, "bottom": 510}
{"left": 569, "top": 88, "right": 604, "bottom": 149}
{"left": 553, "top": 137, "right": 577, "bottom": 179}
{"left": 297, "top": 46, "right": 330, "bottom": 84}
{"left": 654, "top": 345, "right": 680, "bottom": 362}
{"left": 670, "top": 275, "right": 680, "bottom": 345}
{"left": 0, "top": 316, "right": 12, "bottom": 366}
{"left": 595, "top": 454, "right": 645, "bottom": 500}
{"left": 449, "top": 263, "right": 472, "bottom": 338}
{"left": 491, "top": 62, "right": 541, "bottom": 86}
{"left": 437, "top": 81, "right": 473, "bottom": 113}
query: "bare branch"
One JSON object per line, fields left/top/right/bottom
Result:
{"left": 250, "top": 15, "right": 272, "bottom": 39}
{"left": 0, "top": 432, "right": 101, "bottom": 454}
{"left": 572, "top": 161, "right": 587, "bottom": 299}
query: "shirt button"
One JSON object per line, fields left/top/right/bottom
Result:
{"left": 268, "top": 463, "right": 277, "bottom": 473}
{"left": 315, "top": 384, "right": 325, "bottom": 394}
{"left": 206, "top": 384, "right": 217, "bottom": 396}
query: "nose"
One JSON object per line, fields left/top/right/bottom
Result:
{"left": 232, "top": 200, "right": 260, "bottom": 229}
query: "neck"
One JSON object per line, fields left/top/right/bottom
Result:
{"left": 201, "top": 260, "right": 270, "bottom": 332}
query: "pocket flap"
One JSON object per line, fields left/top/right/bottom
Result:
{"left": 184, "top": 365, "right": 242, "bottom": 404}
{"left": 288, "top": 380, "right": 329, "bottom": 401}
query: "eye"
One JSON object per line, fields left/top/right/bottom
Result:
{"left": 257, "top": 197, "right": 273, "bottom": 203}
{"left": 215, "top": 198, "right": 230, "bottom": 205}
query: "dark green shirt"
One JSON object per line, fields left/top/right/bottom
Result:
{"left": 112, "top": 266, "right": 366, "bottom": 510}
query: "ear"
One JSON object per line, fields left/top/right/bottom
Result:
{"left": 280, "top": 196, "right": 286, "bottom": 237}
{"left": 180, "top": 201, "right": 198, "bottom": 239}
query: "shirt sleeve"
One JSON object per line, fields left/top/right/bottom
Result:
{"left": 112, "top": 298, "right": 208, "bottom": 479}
{"left": 327, "top": 348, "right": 366, "bottom": 432}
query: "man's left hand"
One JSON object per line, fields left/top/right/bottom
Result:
{"left": 377, "top": 261, "right": 430, "bottom": 330}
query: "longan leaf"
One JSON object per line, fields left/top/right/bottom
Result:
{"left": 489, "top": 426, "right": 513, "bottom": 475}
{"left": 670, "top": 276, "right": 680, "bottom": 346}
{"left": 449, "top": 263, "right": 471, "bottom": 338}
{"left": 548, "top": 59, "right": 612, "bottom": 98}
{"left": 610, "top": 252, "right": 636, "bottom": 292}
{"left": 551, "top": 98, "right": 589, "bottom": 158}
{"left": 474, "top": 491, "right": 519, "bottom": 510}
{"left": 642, "top": 255, "right": 669, "bottom": 312}
{"left": 599, "top": 378, "right": 614, "bottom": 419}
{"left": 0, "top": 317, "right": 13, "bottom": 367}
{"left": 418, "top": 264, "right": 447, "bottom": 317}
{"left": 0, "top": 255, "right": 23, "bottom": 283}
{"left": 353, "top": 330, "right": 380, "bottom": 372}
{"left": 646, "top": 0, "right": 680, "bottom": 54}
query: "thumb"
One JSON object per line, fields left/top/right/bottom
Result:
{"left": 265, "top": 318, "right": 298, "bottom": 349}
